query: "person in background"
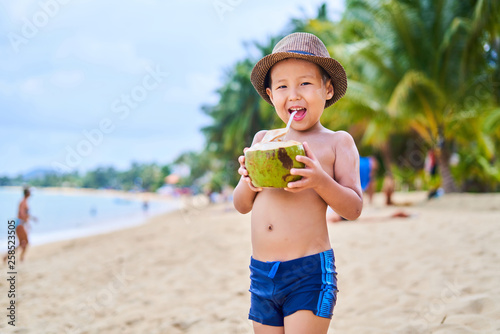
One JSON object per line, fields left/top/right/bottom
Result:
{"left": 327, "top": 156, "right": 378, "bottom": 222}
{"left": 359, "top": 156, "right": 378, "bottom": 205}
{"left": 3, "top": 187, "right": 38, "bottom": 262}
{"left": 382, "top": 173, "right": 395, "bottom": 206}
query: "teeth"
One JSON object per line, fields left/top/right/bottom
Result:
{"left": 290, "top": 107, "right": 304, "bottom": 111}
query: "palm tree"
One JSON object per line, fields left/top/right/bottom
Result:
{"left": 339, "top": 0, "right": 500, "bottom": 192}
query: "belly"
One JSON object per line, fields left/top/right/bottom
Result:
{"left": 250, "top": 188, "right": 331, "bottom": 262}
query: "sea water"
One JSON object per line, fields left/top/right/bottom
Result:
{"left": 0, "top": 187, "right": 181, "bottom": 248}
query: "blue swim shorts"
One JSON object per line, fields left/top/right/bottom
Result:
{"left": 248, "top": 249, "right": 338, "bottom": 327}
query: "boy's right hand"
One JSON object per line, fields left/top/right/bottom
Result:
{"left": 238, "top": 148, "right": 263, "bottom": 192}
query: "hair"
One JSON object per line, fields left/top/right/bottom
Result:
{"left": 23, "top": 187, "right": 30, "bottom": 197}
{"left": 264, "top": 61, "right": 331, "bottom": 90}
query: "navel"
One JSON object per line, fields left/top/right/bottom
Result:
{"left": 268, "top": 224, "right": 273, "bottom": 231}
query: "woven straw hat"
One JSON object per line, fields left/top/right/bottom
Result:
{"left": 251, "top": 32, "right": 347, "bottom": 108}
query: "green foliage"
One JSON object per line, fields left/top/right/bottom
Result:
{"left": 334, "top": 0, "right": 499, "bottom": 191}
{"left": 174, "top": 151, "right": 211, "bottom": 189}
{"left": 83, "top": 167, "right": 119, "bottom": 189}
{"left": 0, "top": 177, "right": 11, "bottom": 186}
{"left": 1, "top": 162, "right": 172, "bottom": 192}
{"left": 117, "top": 162, "right": 167, "bottom": 192}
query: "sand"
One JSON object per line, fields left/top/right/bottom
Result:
{"left": 0, "top": 192, "right": 499, "bottom": 333}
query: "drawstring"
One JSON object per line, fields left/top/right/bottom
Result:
{"left": 267, "top": 261, "right": 281, "bottom": 279}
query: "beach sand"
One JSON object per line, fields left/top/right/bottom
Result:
{"left": 0, "top": 192, "right": 499, "bottom": 333}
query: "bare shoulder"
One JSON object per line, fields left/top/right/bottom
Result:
{"left": 320, "top": 130, "right": 355, "bottom": 153}
{"left": 252, "top": 130, "right": 267, "bottom": 145}
{"left": 318, "top": 129, "right": 356, "bottom": 149}
{"left": 331, "top": 130, "right": 355, "bottom": 144}
{"left": 330, "top": 131, "right": 359, "bottom": 170}
{"left": 326, "top": 130, "right": 359, "bottom": 167}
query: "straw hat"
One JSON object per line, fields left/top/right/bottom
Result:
{"left": 251, "top": 32, "right": 347, "bottom": 108}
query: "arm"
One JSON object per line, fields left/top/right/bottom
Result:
{"left": 233, "top": 130, "right": 267, "bottom": 214}
{"left": 286, "top": 132, "right": 363, "bottom": 220}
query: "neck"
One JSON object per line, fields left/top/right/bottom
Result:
{"left": 290, "top": 121, "right": 323, "bottom": 135}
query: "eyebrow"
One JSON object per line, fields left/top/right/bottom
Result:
{"left": 274, "top": 74, "right": 315, "bottom": 83}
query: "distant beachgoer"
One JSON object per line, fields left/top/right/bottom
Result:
{"left": 326, "top": 156, "right": 378, "bottom": 222}
{"left": 424, "top": 149, "right": 438, "bottom": 177}
{"left": 359, "top": 156, "right": 378, "bottom": 204}
{"left": 327, "top": 207, "right": 412, "bottom": 223}
{"left": 3, "top": 187, "right": 38, "bottom": 263}
{"left": 425, "top": 149, "right": 443, "bottom": 199}
{"left": 142, "top": 200, "right": 149, "bottom": 213}
{"left": 382, "top": 173, "right": 395, "bottom": 205}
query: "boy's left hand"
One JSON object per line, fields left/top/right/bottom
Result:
{"left": 285, "top": 142, "right": 328, "bottom": 192}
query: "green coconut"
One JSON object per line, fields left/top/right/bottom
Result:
{"left": 245, "top": 140, "right": 305, "bottom": 188}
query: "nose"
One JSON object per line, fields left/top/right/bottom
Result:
{"left": 288, "top": 87, "right": 301, "bottom": 101}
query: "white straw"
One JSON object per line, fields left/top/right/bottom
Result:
{"left": 283, "top": 111, "right": 297, "bottom": 141}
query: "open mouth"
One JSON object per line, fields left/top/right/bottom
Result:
{"left": 289, "top": 107, "right": 307, "bottom": 121}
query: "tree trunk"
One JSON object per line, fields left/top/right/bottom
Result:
{"left": 380, "top": 142, "right": 395, "bottom": 205}
{"left": 437, "top": 141, "right": 459, "bottom": 193}
{"left": 380, "top": 142, "right": 393, "bottom": 177}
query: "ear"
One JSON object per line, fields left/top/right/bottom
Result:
{"left": 266, "top": 87, "right": 274, "bottom": 104}
{"left": 325, "top": 79, "right": 334, "bottom": 100}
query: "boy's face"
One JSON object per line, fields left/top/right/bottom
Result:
{"left": 265, "top": 58, "right": 334, "bottom": 132}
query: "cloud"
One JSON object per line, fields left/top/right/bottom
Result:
{"left": 50, "top": 69, "right": 85, "bottom": 88}
{"left": 55, "top": 35, "right": 152, "bottom": 74}
{"left": 1, "top": 1, "right": 36, "bottom": 23}
{"left": 163, "top": 71, "right": 220, "bottom": 107}
{"left": 19, "top": 76, "right": 45, "bottom": 96}
{"left": 0, "top": 80, "right": 14, "bottom": 95}
{"left": 14, "top": 70, "right": 84, "bottom": 98}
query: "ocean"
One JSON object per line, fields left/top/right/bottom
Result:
{"left": 0, "top": 187, "right": 181, "bottom": 249}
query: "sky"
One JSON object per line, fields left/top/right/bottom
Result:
{"left": 0, "top": 0, "right": 345, "bottom": 177}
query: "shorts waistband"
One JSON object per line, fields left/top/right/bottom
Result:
{"left": 250, "top": 249, "right": 334, "bottom": 278}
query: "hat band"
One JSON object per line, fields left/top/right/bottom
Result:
{"left": 287, "top": 50, "right": 315, "bottom": 56}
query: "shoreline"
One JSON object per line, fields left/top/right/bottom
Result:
{"left": 0, "top": 186, "right": 183, "bottom": 248}
{"left": 1, "top": 185, "right": 172, "bottom": 201}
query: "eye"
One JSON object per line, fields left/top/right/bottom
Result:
{"left": 301, "top": 82, "right": 312, "bottom": 86}
{"left": 276, "top": 85, "right": 287, "bottom": 89}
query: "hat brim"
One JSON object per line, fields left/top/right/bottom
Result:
{"left": 250, "top": 52, "right": 347, "bottom": 109}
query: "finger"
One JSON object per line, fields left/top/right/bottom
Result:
{"left": 290, "top": 168, "right": 313, "bottom": 177}
{"left": 238, "top": 155, "right": 245, "bottom": 165}
{"left": 252, "top": 185, "right": 263, "bottom": 192}
{"left": 302, "top": 142, "right": 317, "bottom": 160}
{"left": 295, "top": 155, "right": 315, "bottom": 167}
{"left": 245, "top": 177, "right": 262, "bottom": 192}
{"left": 287, "top": 178, "right": 308, "bottom": 189}
{"left": 243, "top": 147, "right": 250, "bottom": 153}
{"left": 238, "top": 166, "right": 248, "bottom": 176}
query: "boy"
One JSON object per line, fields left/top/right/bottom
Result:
{"left": 233, "top": 32, "right": 363, "bottom": 333}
